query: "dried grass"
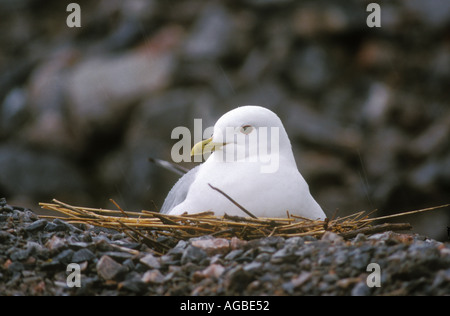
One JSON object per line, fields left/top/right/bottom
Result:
{"left": 39, "top": 199, "right": 449, "bottom": 254}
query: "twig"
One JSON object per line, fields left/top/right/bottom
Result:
{"left": 208, "top": 183, "right": 257, "bottom": 219}
{"left": 360, "top": 204, "right": 450, "bottom": 222}
{"left": 339, "top": 223, "right": 412, "bottom": 239}
{"left": 110, "top": 199, "right": 128, "bottom": 218}
{"left": 117, "top": 221, "right": 169, "bottom": 254}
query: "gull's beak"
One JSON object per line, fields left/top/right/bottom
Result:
{"left": 191, "top": 137, "right": 226, "bottom": 157}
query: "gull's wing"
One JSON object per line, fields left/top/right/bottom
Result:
{"left": 160, "top": 165, "right": 200, "bottom": 214}
{"left": 148, "top": 157, "right": 190, "bottom": 176}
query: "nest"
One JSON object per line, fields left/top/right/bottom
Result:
{"left": 39, "top": 199, "right": 449, "bottom": 254}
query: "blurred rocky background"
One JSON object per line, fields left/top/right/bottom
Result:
{"left": 0, "top": 0, "right": 449, "bottom": 240}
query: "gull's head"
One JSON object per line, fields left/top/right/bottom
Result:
{"left": 192, "top": 106, "right": 294, "bottom": 169}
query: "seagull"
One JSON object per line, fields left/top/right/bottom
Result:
{"left": 160, "top": 105, "right": 326, "bottom": 220}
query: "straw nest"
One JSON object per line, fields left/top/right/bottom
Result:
{"left": 39, "top": 199, "right": 449, "bottom": 254}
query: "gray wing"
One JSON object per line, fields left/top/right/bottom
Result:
{"left": 160, "top": 165, "right": 201, "bottom": 214}
{"left": 148, "top": 157, "right": 190, "bottom": 176}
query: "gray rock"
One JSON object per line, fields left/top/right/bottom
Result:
{"left": 139, "top": 253, "right": 161, "bottom": 269}
{"left": 96, "top": 255, "right": 126, "bottom": 281}
{"left": 243, "top": 261, "right": 262, "bottom": 272}
{"left": 183, "top": 3, "right": 233, "bottom": 60}
{"left": 65, "top": 48, "right": 174, "bottom": 134}
{"left": 10, "top": 249, "right": 30, "bottom": 261}
{"left": 181, "top": 245, "right": 208, "bottom": 265}
{"left": 72, "top": 248, "right": 95, "bottom": 263}
{"left": 0, "top": 144, "right": 86, "bottom": 198}
{"left": 224, "top": 249, "right": 244, "bottom": 261}
{"left": 7, "top": 261, "right": 24, "bottom": 272}
{"left": 288, "top": 46, "right": 332, "bottom": 91}
{"left": 321, "top": 231, "right": 344, "bottom": 244}
{"left": 119, "top": 276, "right": 147, "bottom": 294}
{"left": 271, "top": 245, "right": 299, "bottom": 264}
{"left": 0, "top": 231, "right": 13, "bottom": 242}
{"left": 0, "top": 88, "right": 27, "bottom": 137}
{"left": 103, "top": 251, "right": 134, "bottom": 262}
{"left": 67, "top": 241, "right": 89, "bottom": 250}
{"left": 142, "top": 269, "right": 165, "bottom": 284}
{"left": 351, "top": 282, "right": 372, "bottom": 296}
{"left": 404, "top": 0, "right": 450, "bottom": 27}
{"left": 25, "top": 219, "right": 48, "bottom": 232}
{"left": 52, "top": 249, "right": 74, "bottom": 265}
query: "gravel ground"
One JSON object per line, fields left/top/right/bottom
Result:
{"left": 1, "top": 198, "right": 449, "bottom": 296}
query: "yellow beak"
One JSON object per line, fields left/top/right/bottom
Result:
{"left": 190, "top": 137, "right": 225, "bottom": 157}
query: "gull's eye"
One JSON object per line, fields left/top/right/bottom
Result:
{"left": 239, "top": 125, "right": 254, "bottom": 135}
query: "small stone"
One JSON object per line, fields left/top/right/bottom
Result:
{"left": 351, "top": 281, "right": 372, "bottom": 296}
{"left": 23, "top": 209, "right": 39, "bottom": 222}
{"left": 254, "top": 253, "right": 271, "bottom": 263}
{"left": 337, "top": 277, "right": 362, "bottom": 289}
{"left": 103, "top": 251, "right": 134, "bottom": 262}
{"left": 430, "top": 268, "right": 450, "bottom": 291}
{"left": 51, "top": 219, "right": 82, "bottom": 233}
{"left": 7, "top": 261, "right": 24, "bottom": 272}
{"left": 174, "top": 240, "right": 188, "bottom": 249}
{"left": 96, "top": 255, "right": 125, "bottom": 281}
{"left": 321, "top": 231, "right": 344, "bottom": 243}
{"left": 68, "top": 241, "right": 89, "bottom": 250}
{"left": 43, "top": 222, "right": 60, "bottom": 232}
{"left": 52, "top": 249, "right": 74, "bottom": 265}
{"left": 271, "top": 246, "right": 298, "bottom": 264}
{"left": 45, "top": 235, "right": 66, "bottom": 251}
{"left": 139, "top": 253, "right": 161, "bottom": 269}
{"left": 183, "top": 3, "right": 233, "bottom": 60}
{"left": 335, "top": 253, "right": 347, "bottom": 266}
{"left": 191, "top": 238, "right": 230, "bottom": 255}
{"left": 224, "top": 249, "right": 244, "bottom": 261}
{"left": 119, "top": 278, "right": 147, "bottom": 294}
{"left": 142, "top": 269, "right": 165, "bottom": 284}
{"left": 181, "top": 245, "right": 208, "bottom": 264}
{"left": 10, "top": 249, "right": 30, "bottom": 261}
{"left": 349, "top": 252, "right": 370, "bottom": 270}
{"left": 285, "top": 236, "right": 305, "bottom": 247}
{"left": 193, "top": 263, "right": 225, "bottom": 283}
{"left": 230, "top": 237, "right": 247, "bottom": 250}
{"left": 2, "top": 205, "right": 14, "bottom": 213}
{"left": 291, "top": 271, "right": 312, "bottom": 288}
{"left": 353, "top": 233, "right": 367, "bottom": 243}
{"left": 25, "top": 219, "right": 48, "bottom": 232}
{"left": 439, "top": 247, "right": 450, "bottom": 257}
{"left": 224, "top": 266, "right": 254, "bottom": 293}
{"left": 243, "top": 261, "right": 262, "bottom": 272}
{"left": 72, "top": 248, "right": 95, "bottom": 263}
{"left": 0, "top": 231, "right": 13, "bottom": 242}
{"left": 112, "top": 233, "right": 126, "bottom": 241}
{"left": 122, "top": 258, "right": 135, "bottom": 271}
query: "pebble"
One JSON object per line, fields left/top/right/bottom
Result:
{"left": 139, "top": 253, "right": 161, "bottom": 269}
{"left": 321, "top": 231, "right": 345, "bottom": 244}
{"left": 1, "top": 200, "right": 450, "bottom": 295}
{"left": 190, "top": 238, "right": 230, "bottom": 255}
{"left": 24, "top": 219, "right": 48, "bottom": 232}
{"left": 72, "top": 248, "right": 95, "bottom": 263}
{"left": 142, "top": 269, "right": 165, "bottom": 284}
{"left": 96, "top": 255, "right": 125, "bottom": 281}
{"left": 351, "top": 281, "right": 372, "bottom": 296}
{"left": 52, "top": 249, "right": 74, "bottom": 265}
{"left": 180, "top": 245, "right": 208, "bottom": 265}
{"left": 45, "top": 235, "right": 66, "bottom": 251}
